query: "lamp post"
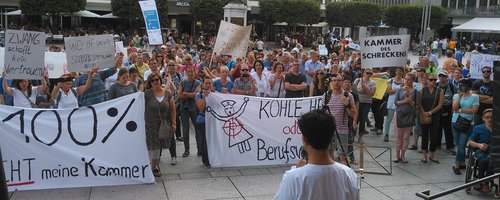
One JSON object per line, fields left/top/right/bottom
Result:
{"left": 420, "top": 0, "right": 432, "bottom": 45}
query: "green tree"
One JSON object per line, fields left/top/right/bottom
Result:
{"left": 385, "top": 5, "right": 447, "bottom": 40}
{"left": 20, "top": 0, "right": 86, "bottom": 15}
{"left": 190, "top": 0, "right": 229, "bottom": 30}
{"left": 325, "top": 2, "right": 383, "bottom": 35}
{"left": 111, "top": 0, "right": 169, "bottom": 26}
{"left": 259, "top": 0, "right": 283, "bottom": 39}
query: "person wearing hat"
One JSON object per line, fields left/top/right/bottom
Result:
{"left": 437, "top": 70, "right": 457, "bottom": 155}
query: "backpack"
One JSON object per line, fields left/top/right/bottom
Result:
{"left": 54, "top": 88, "right": 77, "bottom": 109}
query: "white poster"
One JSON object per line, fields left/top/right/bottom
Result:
{"left": 64, "top": 35, "right": 115, "bottom": 72}
{"left": 45, "top": 52, "right": 69, "bottom": 78}
{"left": 139, "top": 0, "right": 163, "bottom": 45}
{"left": 469, "top": 53, "right": 499, "bottom": 79}
{"left": 213, "top": 21, "right": 252, "bottom": 58}
{"left": 205, "top": 93, "right": 323, "bottom": 167}
{"left": 0, "top": 93, "right": 154, "bottom": 191}
{"left": 4, "top": 30, "right": 47, "bottom": 80}
{"left": 115, "top": 41, "right": 128, "bottom": 61}
{"left": 318, "top": 44, "right": 328, "bottom": 56}
{"left": 0, "top": 47, "right": 4, "bottom": 72}
{"left": 360, "top": 35, "right": 410, "bottom": 68}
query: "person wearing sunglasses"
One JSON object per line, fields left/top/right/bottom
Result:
{"left": 437, "top": 71, "right": 458, "bottom": 155}
{"left": 309, "top": 69, "right": 326, "bottom": 97}
{"left": 353, "top": 68, "right": 376, "bottom": 136}
{"left": 232, "top": 64, "right": 256, "bottom": 96}
{"left": 472, "top": 66, "right": 493, "bottom": 125}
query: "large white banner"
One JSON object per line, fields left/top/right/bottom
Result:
{"left": 213, "top": 21, "right": 252, "bottom": 58}
{"left": 360, "top": 35, "right": 410, "bottom": 68}
{"left": 64, "top": 35, "right": 115, "bottom": 72}
{"left": 0, "top": 93, "right": 154, "bottom": 191}
{"left": 206, "top": 93, "right": 323, "bottom": 167}
{"left": 470, "top": 53, "right": 499, "bottom": 79}
{"left": 139, "top": 0, "right": 163, "bottom": 45}
{"left": 4, "top": 30, "right": 47, "bottom": 80}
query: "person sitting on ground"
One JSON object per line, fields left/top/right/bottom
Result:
{"left": 274, "top": 109, "right": 360, "bottom": 200}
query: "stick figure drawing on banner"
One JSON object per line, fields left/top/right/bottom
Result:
{"left": 206, "top": 97, "right": 253, "bottom": 154}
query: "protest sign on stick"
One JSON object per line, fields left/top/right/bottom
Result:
{"left": 4, "top": 30, "right": 47, "bottom": 80}
{"left": 139, "top": 0, "right": 163, "bottom": 45}
{"left": 469, "top": 53, "right": 499, "bottom": 79}
{"left": 360, "top": 35, "right": 410, "bottom": 69}
{"left": 64, "top": 35, "right": 115, "bottom": 72}
{"left": 213, "top": 21, "right": 252, "bottom": 58}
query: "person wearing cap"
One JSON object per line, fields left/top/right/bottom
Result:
{"left": 472, "top": 66, "right": 493, "bottom": 125}
{"left": 437, "top": 70, "right": 457, "bottom": 155}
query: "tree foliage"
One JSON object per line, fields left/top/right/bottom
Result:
{"left": 189, "top": 0, "right": 229, "bottom": 25}
{"left": 111, "top": 0, "right": 169, "bottom": 25}
{"left": 385, "top": 5, "right": 448, "bottom": 38}
{"left": 20, "top": 0, "right": 86, "bottom": 15}
{"left": 325, "top": 2, "right": 383, "bottom": 28}
{"left": 281, "top": 0, "right": 321, "bottom": 26}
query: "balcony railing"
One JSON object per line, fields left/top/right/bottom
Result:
{"left": 448, "top": 6, "right": 500, "bottom": 17}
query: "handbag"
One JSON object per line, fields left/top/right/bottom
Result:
{"left": 156, "top": 91, "right": 173, "bottom": 148}
{"left": 419, "top": 88, "right": 438, "bottom": 125}
{"left": 396, "top": 89, "right": 417, "bottom": 128}
{"left": 453, "top": 114, "right": 472, "bottom": 133}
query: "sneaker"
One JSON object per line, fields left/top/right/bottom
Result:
{"left": 377, "top": 129, "right": 383, "bottom": 135}
{"left": 171, "top": 157, "right": 177, "bottom": 165}
{"left": 384, "top": 135, "right": 389, "bottom": 142}
{"left": 182, "top": 151, "right": 190, "bottom": 157}
{"left": 447, "top": 149, "right": 456, "bottom": 155}
{"left": 370, "top": 127, "right": 378, "bottom": 132}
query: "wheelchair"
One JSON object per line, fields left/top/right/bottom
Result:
{"left": 464, "top": 147, "right": 499, "bottom": 197}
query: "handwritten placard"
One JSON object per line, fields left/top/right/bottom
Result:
{"left": 64, "top": 35, "right": 115, "bottom": 72}
{"left": 4, "top": 30, "right": 47, "bottom": 80}
{"left": 213, "top": 20, "right": 252, "bottom": 58}
{"left": 45, "top": 52, "right": 69, "bottom": 78}
{"left": 360, "top": 35, "right": 410, "bottom": 68}
{"left": 470, "top": 53, "right": 499, "bottom": 79}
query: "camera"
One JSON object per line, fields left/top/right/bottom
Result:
{"left": 322, "top": 73, "right": 337, "bottom": 86}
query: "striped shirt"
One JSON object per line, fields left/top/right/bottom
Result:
{"left": 73, "top": 67, "right": 117, "bottom": 106}
{"left": 326, "top": 91, "right": 355, "bottom": 135}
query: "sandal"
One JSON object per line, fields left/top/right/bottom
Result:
{"left": 421, "top": 159, "right": 428, "bottom": 163}
{"left": 429, "top": 158, "right": 440, "bottom": 164}
{"left": 152, "top": 169, "right": 161, "bottom": 177}
{"left": 393, "top": 159, "right": 400, "bottom": 163}
{"left": 409, "top": 145, "right": 418, "bottom": 150}
{"left": 182, "top": 151, "right": 190, "bottom": 157}
{"left": 452, "top": 166, "right": 461, "bottom": 175}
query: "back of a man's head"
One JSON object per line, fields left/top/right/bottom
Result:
{"left": 298, "top": 109, "right": 336, "bottom": 150}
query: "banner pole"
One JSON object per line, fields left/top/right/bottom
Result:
{"left": 0, "top": 147, "right": 9, "bottom": 200}
{"left": 208, "top": 51, "right": 216, "bottom": 70}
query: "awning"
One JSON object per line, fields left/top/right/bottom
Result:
{"left": 73, "top": 10, "right": 101, "bottom": 18}
{"left": 451, "top": 18, "right": 500, "bottom": 33}
{"left": 273, "top": 22, "right": 328, "bottom": 27}
{"left": 99, "top": 13, "right": 119, "bottom": 19}
{"left": 5, "top": 10, "right": 21, "bottom": 16}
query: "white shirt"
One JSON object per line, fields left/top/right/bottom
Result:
{"left": 55, "top": 88, "right": 79, "bottom": 109}
{"left": 144, "top": 69, "right": 164, "bottom": 81}
{"left": 13, "top": 87, "right": 39, "bottom": 108}
{"left": 105, "top": 71, "right": 118, "bottom": 91}
{"left": 274, "top": 163, "right": 360, "bottom": 200}
{"left": 257, "top": 40, "right": 264, "bottom": 50}
{"left": 251, "top": 72, "right": 269, "bottom": 97}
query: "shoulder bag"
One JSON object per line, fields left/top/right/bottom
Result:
{"left": 453, "top": 96, "right": 472, "bottom": 133}
{"left": 396, "top": 89, "right": 417, "bottom": 128}
{"left": 419, "top": 88, "right": 439, "bottom": 125}
{"left": 157, "top": 90, "right": 173, "bottom": 148}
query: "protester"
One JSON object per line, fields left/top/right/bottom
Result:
{"left": 2, "top": 72, "right": 49, "bottom": 108}
{"left": 129, "top": 67, "right": 144, "bottom": 92}
{"left": 418, "top": 73, "right": 444, "bottom": 163}
{"left": 251, "top": 60, "right": 269, "bottom": 97}
{"left": 51, "top": 70, "right": 96, "bottom": 109}
{"left": 442, "top": 50, "right": 457, "bottom": 74}
{"left": 144, "top": 72, "right": 176, "bottom": 177}
{"left": 130, "top": 53, "right": 150, "bottom": 81}
{"left": 284, "top": 60, "right": 307, "bottom": 98}
{"left": 232, "top": 64, "right": 257, "bottom": 96}
{"left": 393, "top": 73, "right": 417, "bottom": 163}
{"left": 451, "top": 79, "right": 479, "bottom": 175}
{"left": 472, "top": 66, "right": 493, "bottom": 126}
{"left": 353, "top": 68, "right": 376, "bottom": 136}
{"left": 274, "top": 109, "right": 359, "bottom": 200}
{"left": 309, "top": 69, "right": 327, "bottom": 97}
{"left": 384, "top": 67, "right": 404, "bottom": 142}
{"left": 195, "top": 77, "right": 213, "bottom": 168}
{"left": 268, "top": 63, "right": 286, "bottom": 98}
{"left": 108, "top": 68, "right": 138, "bottom": 100}
{"left": 178, "top": 66, "right": 201, "bottom": 157}
{"left": 304, "top": 51, "right": 323, "bottom": 96}
{"left": 468, "top": 108, "right": 493, "bottom": 193}
{"left": 165, "top": 60, "right": 184, "bottom": 145}
{"left": 212, "top": 66, "right": 234, "bottom": 94}
{"left": 74, "top": 55, "right": 122, "bottom": 106}
{"left": 144, "top": 58, "right": 163, "bottom": 81}
{"left": 437, "top": 71, "right": 457, "bottom": 155}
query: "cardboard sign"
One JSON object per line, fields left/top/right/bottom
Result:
{"left": 319, "top": 45, "right": 328, "bottom": 56}
{"left": 360, "top": 35, "right": 410, "bottom": 68}
{"left": 470, "top": 53, "right": 499, "bottom": 79}
{"left": 4, "top": 30, "right": 47, "bottom": 80}
{"left": 0, "top": 93, "right": 154, "bottom": 191}
{"left": 206, "top": 93, "right": 323, "bottom": 167}
{"left": 213, "top": 21, "right": 252, "bottom": 58}
{"left": 45, "top": 52, "right": 69, "bottom": 78}
{"left": 64, "top": 35, "right": 115, "bottom": 72}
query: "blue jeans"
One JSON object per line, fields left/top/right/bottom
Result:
{"left": 452, "top": 122, "right": 472, "bottom": 165}
{"left": 384, "top": 109, "right": 395, "bottom": 136}
{"left": 180, "top": 109, "right": 200, "bottom": 152}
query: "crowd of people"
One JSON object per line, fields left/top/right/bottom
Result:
{"left": 0, "top": 30, "right": 495, "bottom": 193}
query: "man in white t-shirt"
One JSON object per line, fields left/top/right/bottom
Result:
{"left": 256, "top": 38, "right": 264, "bottom": 52}
{"left": 274, "top": 109, "right": 360, "bottom": 200}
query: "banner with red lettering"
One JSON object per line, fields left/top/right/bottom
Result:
{"left": 0, "top": 92, "right": 154, "bottom": 191}
{"left": 205, "top": 93, "right": 323, "bottom": 167}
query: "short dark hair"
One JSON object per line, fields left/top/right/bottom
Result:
{"left": 298, "top": 109, "right": 336, "bottom": 150}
